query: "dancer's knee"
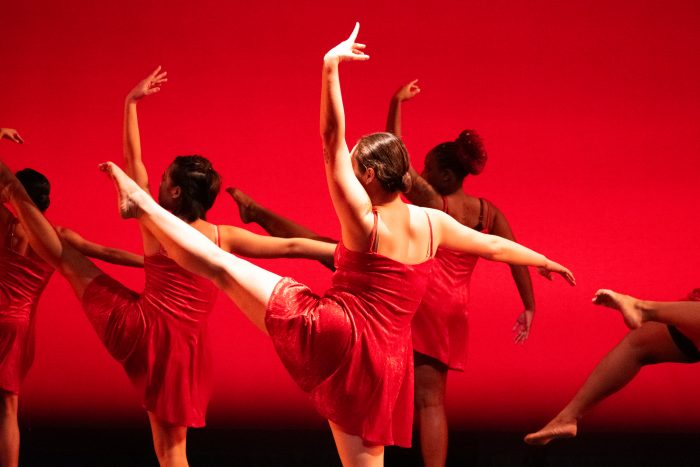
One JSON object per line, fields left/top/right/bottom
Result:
{"left": 414, "top": 380, "right": 445, "bottom": 410}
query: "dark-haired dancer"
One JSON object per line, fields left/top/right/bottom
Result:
{"left": 0, "top": 129, "right": 143, "bottom": 467}
{"left": 386, "top": 81, "right": 536, "bottom": 465}
{"left": 525, "top": 287, "right": 700, "bottom": 445}
{"left": 77, "top": 25, "right": 577, "bottom": 466}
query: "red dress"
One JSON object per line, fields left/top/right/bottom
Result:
{"left": 412, "top": 197, "right": 492, "bottom": 370}
{"left": 265, "top": 209, "right": 434, "bottom": 447}
{"left": 0, "top": 221, "right": 54, "bottom": 394}
{"left": 81, "top": 229, "right": 220, "bottom": 427}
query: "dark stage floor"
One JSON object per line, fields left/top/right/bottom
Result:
{"left": 16, "top": 426, "right": 700, "bottom": 466}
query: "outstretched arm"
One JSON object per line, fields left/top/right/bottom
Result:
{"left": 489, "top": 205, "right": 536, "bottom": 343}
{"left": 0, "top": 128, "right": 24, "bottom": 144}
{"left": 57, "top": 227, "right": 144, "bottom": 267}
{"left": 123, "top": 67, "right": 168, "bottom": 191}
{"left": 220, "top": 226, "right": 336, "bottom": 265}
{"left": 320, "top": 23, "right": 373, "bottom": 245}
{"left": 384, "top": 81, "right": 442, "bottom": 209}
{"left": 433, "top": 209, "right": 575, "bottom": 285}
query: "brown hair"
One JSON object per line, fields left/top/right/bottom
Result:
{"left": 354, "top": 132, "right": 411, "bottom": 193}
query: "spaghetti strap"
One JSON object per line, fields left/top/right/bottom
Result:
{"left": 473, "top": 198, "right": 485, "bottom": 232}
{"left": 425, "top": 211, "right": 434, "bottom": 258}
{"left": 214, "top": 225, "right": 221, "bottom": 248}
{"left": 368, "top": 209, "right": 379, "bottom": 253}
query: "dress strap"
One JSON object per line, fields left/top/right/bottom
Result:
{"left": 473, "top": 198, "right": 485, "bottom": 232}
{"left": 214, "top": 224, "right": 221, "bottom": 248}
{"left": 368, "top": 208, "right": 379, "bottom": 253}
{"left": 425, "top": 211, "right": 434, "bottom": 258}
{"left": 441, "top": 196, "right": 448, "bottom": 213}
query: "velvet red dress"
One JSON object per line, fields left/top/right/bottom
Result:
{"left": 265, "top": 209, "right": 434, "bottom": 447}
{"left": 0, "top": 221, "right": 54, "bottom": 394}
{"left": 412, "top": 197, "right": 492, "bottom": 370}
{"left": 81, "top": 230, "right": 219, "bottom": 427}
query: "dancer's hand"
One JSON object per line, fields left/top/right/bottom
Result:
{"left": 0, "top": 128, "right": 24, "bottom": 144}
{"left": 512, "top": 309, "right": 534, "bottom": 344}
{"left": 126, "top": 66, "right": 168, "bottom": 102}
{"left": 538, "top": 260, "right": 576, "bottom": 286}
{"left": 393, "top": 79, "right": 420, "bottom": 102}
{"left": 323, "top": 22, "right": 369, "bottom": 65}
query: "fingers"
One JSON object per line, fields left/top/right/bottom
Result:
{"left": 592, "top": 289, "right": 611, "bottom": 304}
{"left": 151, "top": 65, "right": 162, "bottom": 77}
{"left": 348, "top": 22, "right": 360, "bottom": 42}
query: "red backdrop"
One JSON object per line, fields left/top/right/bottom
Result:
{"left": 2, "top": 0, "right": 699, "bottom": 432}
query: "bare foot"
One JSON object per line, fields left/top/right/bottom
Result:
{"left": 593, "top": 289, "right": 643, "bottom": 329}
{"left": 0, "top": 160, "right": 20, "bottom": 204}
{"left": 225, "top": 187, "right": 257, "bottom": 224}
{"left": 99, "top": 162, "right": 145, "bottom": 219}
{"left": 524, "top": 416, "right": 578, "bottom": 446}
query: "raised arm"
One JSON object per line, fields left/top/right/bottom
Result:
{"left": 123, "top": 67, "right": 168, "bottom": 191}
{"left": 433, "top": 209, "right": 575, "bottom": 285}
{"left": 320, "top": 23, "right": 373, "bottom": 241}
{"left": 488, "top": 204, "right": 537, "bottom": 343}
{"left": 384, "top": 82, "right": 442, "bottom": 209}
{"left": 0, "top": 128, "right": 24, "bottom": 144}
{"left": 57, "top": 227, "right": 144, "bottom": 267}
{"left": 385, "top": 79, "right": 420, "bottom": 138}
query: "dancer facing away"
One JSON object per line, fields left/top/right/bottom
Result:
{"left": 0, "top": 128, "right": 143, "bottom": 467}
{"left": 87, "top": 24, "right": 574, "bottom": 466}
{"left": 525, "top": 288, "right": 700, "bottom": 446}
{"left": 387, "top": 80, "right": 537, "bottom": 466}
{"left": 227, "top": 79, "right": 539, "bottom": 467}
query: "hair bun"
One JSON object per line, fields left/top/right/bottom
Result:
{"left": 454, "top": 130, "right": 487, "bottom": 175}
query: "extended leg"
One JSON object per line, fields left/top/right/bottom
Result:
{"left": 103, "top": 162, "right": 281, "bottom": 333}
{"left": 414, "top": 352, "right": 448, "bottom": 467}
{"left": 148, "top": 412, "right": 188, "bottom": 467}
{"left": 524, "top": 322, "right": 691, "bottom": 445}
{"left": 0, "top": 161, "right": 101, "bottom": 299}
{"left": 0, "top": 391, "right": 19, "bottom": 467}
{"left": 594, "top": 289, "right": 700, "bottom": 330}
{"left": 227, "top": 187, "right": 336, "bottom": 271}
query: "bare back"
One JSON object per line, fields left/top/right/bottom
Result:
{"left": 349, "top": 200, "right": 434, "bottom": 265}
{"left": 442, "top": 191, "right": 492, "bottom": 231}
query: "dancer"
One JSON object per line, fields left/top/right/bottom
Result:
{"left": 386, "top": 81, "right": 536, "bottom": 466}
{"left": 126, "top": 68, "right": 335, "bottom": 466}
{"left": 230, "top": 77, "right": 539, "bottom": 465}
{"left": 524, "top": 288, "right": 700, "bottom": 446}
{"left": 88, "top": 24, "right": 573, "bottom": 466}
{"left": 0, "top": 129, "right": 143, "bottom": 467}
